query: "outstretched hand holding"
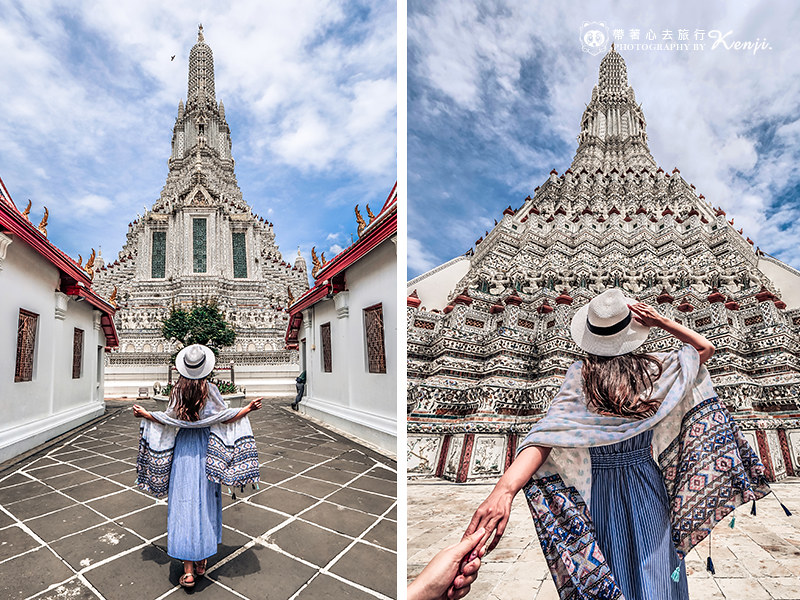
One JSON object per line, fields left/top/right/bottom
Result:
{"left": 464, "top": 487, "right": 513, "bottom": 554}
{"left": 407, "top": 528, "right": 485, "bottom": 600}
{"left": 247, "top": 398, "right": 263, "bottom": 412}
{"left": 132, "top": 404, "right": 153, "bottom": 420}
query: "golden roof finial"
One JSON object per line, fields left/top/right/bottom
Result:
{"left": 366, "top": 203, "right": 376, "bottom": 223}
{"left": 109, "top": 286, "right": 118, "bottom": 308}
{"left": 86, "top": 248, "right": 96, "bottom": 280}
{"left": 287, "top": 285, "right": 294, "bottom": 305}
{"left": 355, "top": 204, "right": 366, "bottom": 237}
{"left": 311, "top": 246, "right": 322, "bottom": 278}
{"left": 320, "top": 251, "right": 327, "bottom": 266}
{"left": 22, "top": 200, "right": 31, "bottom": 220}
{"left": 77, "top": 254, "right": 83, "bottom": 268}
{"left": 37, "top": 207, "right": 48, "bottom": 237}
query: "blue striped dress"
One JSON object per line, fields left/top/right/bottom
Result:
{"left": 590, "top": 430, "right": 689, "bottom": 599}
{"left": 167, "top": 426, "right": 222, "bottom": 561}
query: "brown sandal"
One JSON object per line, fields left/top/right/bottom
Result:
{"left": 194, "top": 559, "right": 207, "bottom": 577}
{"left": 179, "top": 572, "right": 195, "bottom": 588}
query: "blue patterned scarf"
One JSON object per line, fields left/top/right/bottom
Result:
{"left": 136, "top": 383, "right": 260, "bottom": 497}
{"left": 516, "top": 345, "right": 770, "bottom": 599}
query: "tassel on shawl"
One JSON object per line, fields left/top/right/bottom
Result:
{"left": 751, "top": 499, "right": 757, "bottom": 516}
{"left": 670, "top": 564, "right": 681, "bottom": 582}
{"left": 771, "top": 490, "right": 793, "bottom": 516}
{"left": 729, "top": 516, "right": 736, "bottom": 528}
{"left": 706, "top": 531, "right": 715, "bottom": 575}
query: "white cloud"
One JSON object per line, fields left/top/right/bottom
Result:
{"left": 407, "top": 236, "right": 439, "bottom": 274}
{"left": 409, "top": 1, "right": 800, "bottom": 272}
{"left": 70, "top": 194, "right": 113, "bottom": 217}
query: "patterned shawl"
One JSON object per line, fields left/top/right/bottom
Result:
{"left": 516, "top": 344, "right": 770, "bottom": 599}
{"left": 136, "top": 383, "right": 260, "bottom": 497}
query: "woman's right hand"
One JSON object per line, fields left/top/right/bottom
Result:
{"left": 248, "top": 398, "right": 263, "bottom": 412}
{"left": 463, "top": 487, "right": 514, "bottom": 554}
{"left": 628, "top": 302, "right": 666, "bottom": 328}
{"left": 132, "top": 405, "right": 149, "bottom": 419}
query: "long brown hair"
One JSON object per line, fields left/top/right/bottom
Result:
{"left": 582, "top": 353, "right": 663, "bottom": 419}
{"left": 170, "top": 376, "right": 208, "bottom": 421}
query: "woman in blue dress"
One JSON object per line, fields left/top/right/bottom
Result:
{"left": 134, "top": 344, "right": 262, "bottom": 589}
{"left": 465, "top": 289, "right": 718, "bottom": 599}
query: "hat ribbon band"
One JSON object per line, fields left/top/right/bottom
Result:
{"left": 586, "top": 311, "right": 632, "bottom": 336}
{"left": 184, "top": 354, "right": 206, "bottom": 369}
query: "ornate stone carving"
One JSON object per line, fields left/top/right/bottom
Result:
{"left": 408, "top": 46, "right": 800, "bottom": 482}
{"left": 93, "top": 28, "right": 309, "bottom": 374}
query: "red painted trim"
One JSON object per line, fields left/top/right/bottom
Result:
{"left": 777, "top": 429, "right": 794, "bottom": 477}
{"left": 0, "top": 186, "right": 91, "bottom": 286}
{"left": 284, "top": 184, "right": 396, "bottom": 348}
{"left": 315, "top": 209, "right": 396, "bottom": 282}
{"left": 505, "top": 433, "right": 517, "bottom": 472}
{"left": 64, "top": 284, "right": 119, "bottom": 347}
{"left": 457, "top": 433, "right": 475, "bottom": 483}
{"left": 381, "top": 182, "right": 397, "bottom": 212}
{"left": 755, "top": 430, "right": 774, "bottom": 482}
{"left": 435, "top": 435, "right": 451, "bottom": 478}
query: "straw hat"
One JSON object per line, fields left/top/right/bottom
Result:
{"left": 570, "top": 289, "right": 650, "bottom": 356}
{"left": 175, "top": 344, "right": 215, "bottom": 380}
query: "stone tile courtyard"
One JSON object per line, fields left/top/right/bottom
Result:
{"left": 0, "top": 398, "right": 397, "bottom": 600}
{"left": 408, "top": 480, "right": 800, "bottom": 600}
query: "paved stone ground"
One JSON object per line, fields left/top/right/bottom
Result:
{"left": 408, "top": 480, "right": 800, "bottom": 600}
{"left": 0, "top": 398, "right": 397, "bottom": 600}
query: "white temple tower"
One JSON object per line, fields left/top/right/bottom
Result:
{"left": 94, "top": 26, "right": 309, "bottom": 396}
{"left": 407, "top": 46, "right": 800, "bottom": 483}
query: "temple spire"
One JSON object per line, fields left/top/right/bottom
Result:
{"left": 187, "top": 23, "right": 216, "bottom": 107}
{"left": 570, "top": 46, "right": 656, "bottom": 172}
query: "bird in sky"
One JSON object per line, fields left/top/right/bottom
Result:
{"left": 171, "top": 55, "right": 176, "bottom": 61}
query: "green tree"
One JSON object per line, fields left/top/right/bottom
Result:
{"left": 161, "top": 301, "right": 236, "bottom": 357}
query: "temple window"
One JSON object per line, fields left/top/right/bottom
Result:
{"left": 151, "top": 231, "right": 166, "bottom": 278}
{"left": 72, "top": 328, "right": 84, "bottom": 379}
{"left": 320, "top": 322, "right": 332, "bottom": 372}
{"left": 14, "top": 309, "right": 38, "bottom": 382}
{"left": 232, "top": 232, "right": 247, "bottom": 278}
{"left": 364, "top": 304, "right": 386, "bottom": 374}
{"left": 193, "top": 218, "right": 207, "bottom": 273}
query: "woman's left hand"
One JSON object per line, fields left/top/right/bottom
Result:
{"left": 132, "top": 404, "right": 150, "bottom": 419}
{"left": 464, "top": 487, "right": 514, "bottom": 554}
{"left": 248, "top": 398, "right": 263, "bottom": 412}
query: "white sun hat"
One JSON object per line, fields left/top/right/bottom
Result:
{"left": 570, "top": 289, "right": 650, "bottom": 356}
{"left": 175, "top": 344, "right": 215, "bottom": 380}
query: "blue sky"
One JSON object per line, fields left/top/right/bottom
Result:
{"left": 0, "top": 0, "right": 396, "bottom": 277}
{"left": 408, "top": 1, "right": 800, "bottom": 279}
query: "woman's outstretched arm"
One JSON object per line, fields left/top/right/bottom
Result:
{"left": 629, "top": 303, "right": 715, "bottom": 364}
{"left": 463, "top": 444, "right": 551, "bottom": 553}
{"left": 222, "top": 398, "right": 262, "bottom": 423}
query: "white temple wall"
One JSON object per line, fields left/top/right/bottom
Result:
{"left": 407, "top": 255, "right": 471, "bottom": 311}
{"left": 298, "top": 239, "right": 397, "bottom": 454}
{"left": 758, "top": 256, "right": 800, "bottom": 309}
{"left": 0, "top": 238, "right": 107, "bottom": 463}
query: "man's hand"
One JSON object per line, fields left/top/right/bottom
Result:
{"left": 408, "top": 528, "right": 485, "bottom": 600}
